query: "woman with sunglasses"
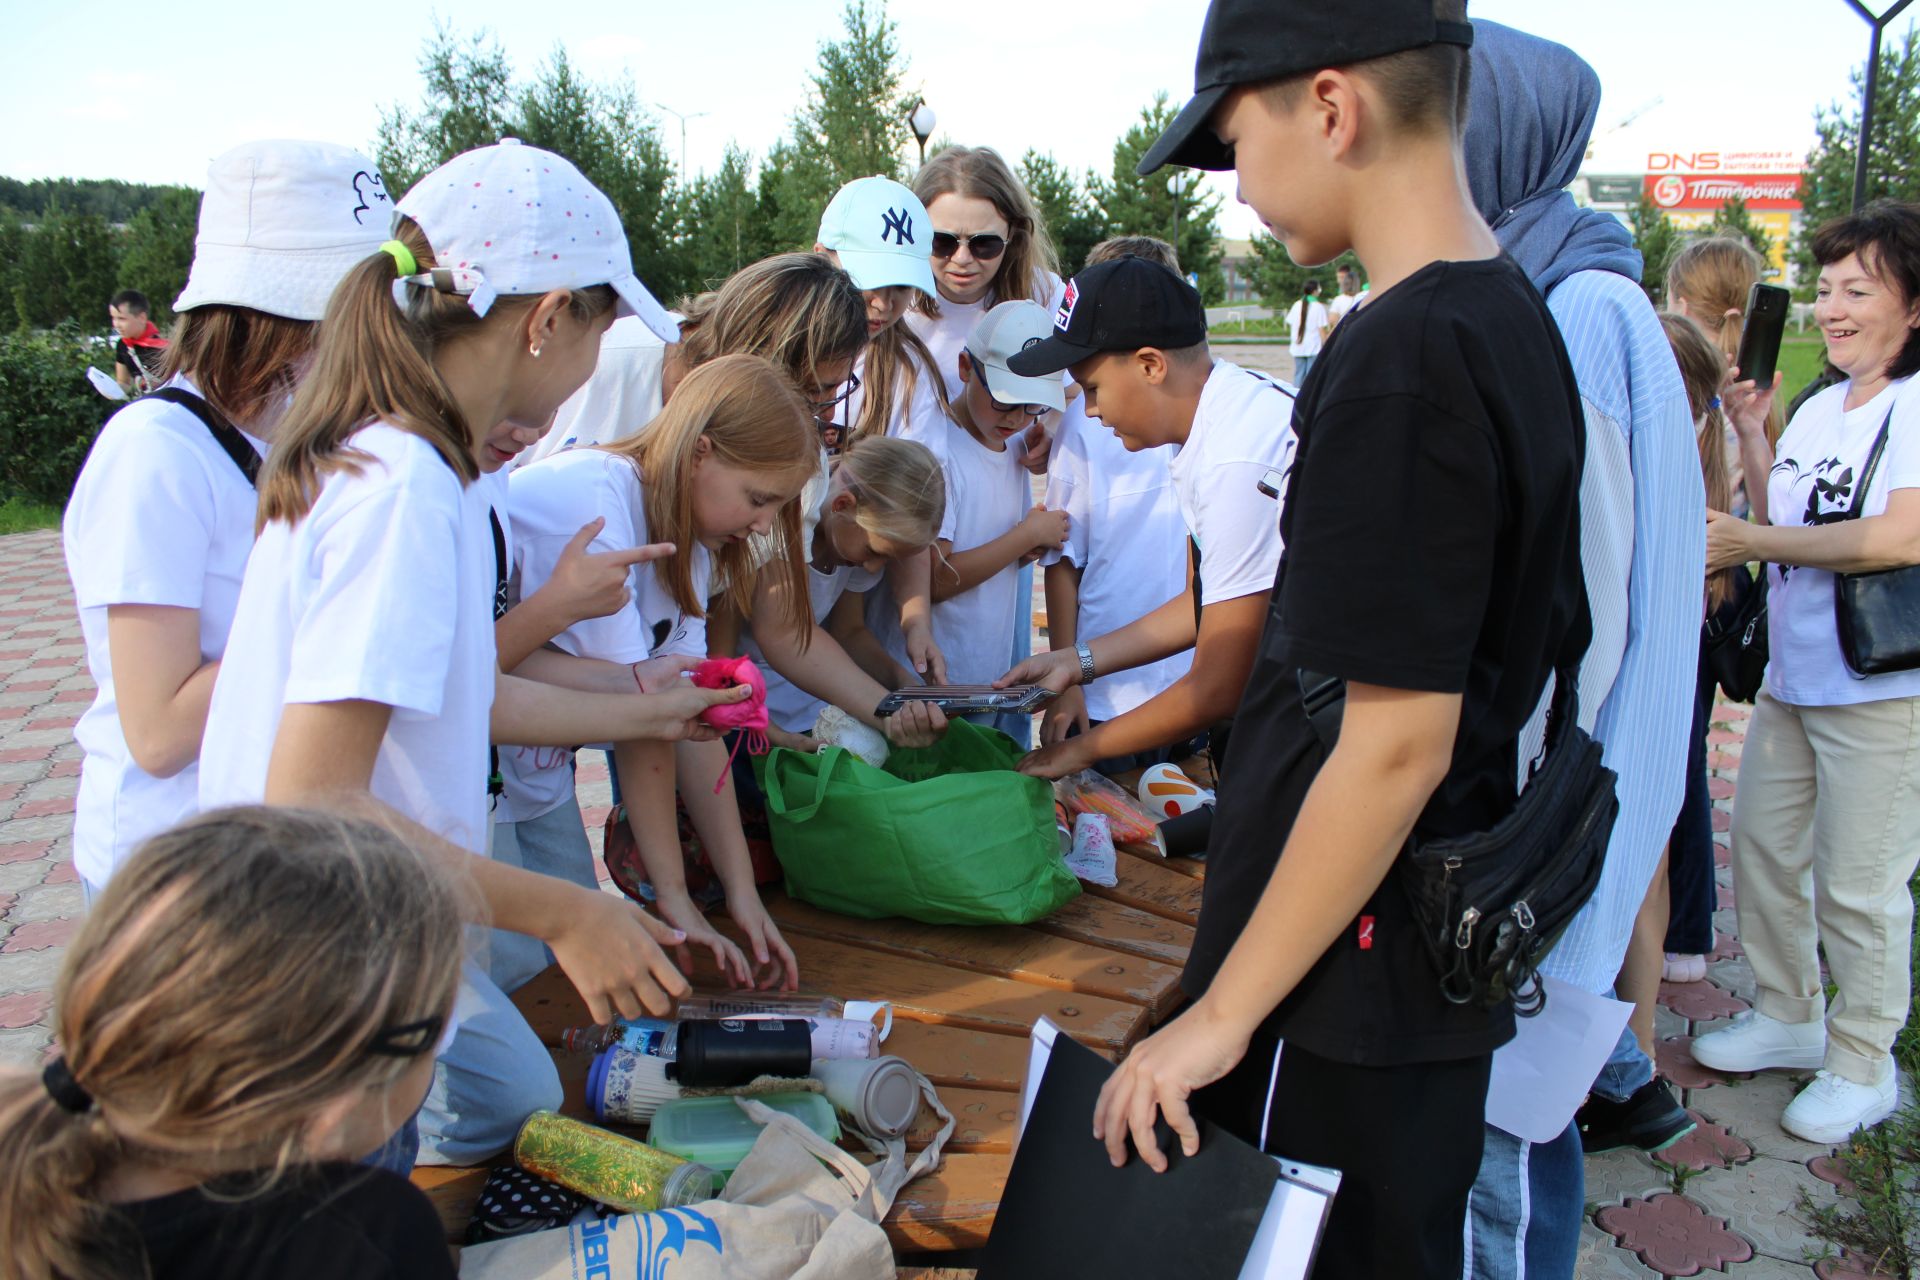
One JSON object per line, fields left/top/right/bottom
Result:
{"left": 908, "top": 146, "right": 1065, "bottom": 403}
{"left": 909, "top": 147, "right": 1066, "bottom": 717}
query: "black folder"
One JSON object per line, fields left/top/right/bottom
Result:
{"left": 978, "top": 1032, "right": 1280, "bottom": 1278}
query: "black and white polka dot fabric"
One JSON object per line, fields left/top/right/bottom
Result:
{"left": 466, "top": 1166, "right": 591, "bottom": 1243}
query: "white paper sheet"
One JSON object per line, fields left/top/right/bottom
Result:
{"left": 1486, "top": 977, "right": 1634, "bottom": 1144}
{"left": 1017, "top": 1018, "right": 1341, "bottom": 1280}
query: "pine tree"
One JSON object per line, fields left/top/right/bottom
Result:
{"left": 1794, "top": 24, "right": 1920, "bottom": 294}
{"left": 1629, "top": 189, "right": 1681, "bottom": 304}
{"left": 117, "top": 187, "right": 202, "bottom": 326}
{"left": 1090, "top": 95, "right": 1226, "bottom": 303}
{"left": 682, "top": 145, "right": 776, "bottom": 293}
{"left": 9, "top": 200, "right": 120, "bottom": 333}
{"left": 761, "top": 1, "right": 916, "bottom": 252}
{"left": 375, "top": 23, "right": 517, "bottom": 196}
{"left": 1706, "top": 196, "right": 1778, "bottom": 268}
{"left": 1018, "top": 151, "right": 1106, "bottom": 278}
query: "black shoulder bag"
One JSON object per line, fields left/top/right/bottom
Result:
{"left": 1832, "top": 406, "right": 1920, "bottom": 676}
{"left": 145, "top": 387, "right": 261, "bottom": 487}
{"left": 1298, "top": 652, "right": 1618, "bottom": 1015}
{"left": 1703, "top": 563, "right": 1768, "bottom": 702}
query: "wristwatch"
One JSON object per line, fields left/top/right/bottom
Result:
{"left": 1075, "top": 641, "right": 1097, "bottom": 685}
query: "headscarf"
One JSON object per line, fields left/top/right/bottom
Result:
{"left": 1462, "top": 19, "right": 1642, "bottom": 296}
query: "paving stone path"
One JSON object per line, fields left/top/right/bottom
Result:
{"left": 0, "top": 524, "right": 1901, "bottom": 1276}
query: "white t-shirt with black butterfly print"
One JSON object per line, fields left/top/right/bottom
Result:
{"left": 1766, "top": 374, "right": 1920, "bottom": 706}
{"left": 495, "top": 447, "right": 712, "bottom": 823}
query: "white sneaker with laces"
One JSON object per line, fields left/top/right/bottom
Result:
{"left": 1690, "top": 1010, "right": 1826, "bottom": 1072}
{"left": 1781, "top": 1065, "right": 1900, "bottom": 1145}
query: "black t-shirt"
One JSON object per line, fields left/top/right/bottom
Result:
{"left": 117, "top": 1163, "right": 456, "bottom": 1280}
{"left": 1182, "top": 255, "right": 1587, "bottom": 1067}
{"left": 114, "top": 330, "right": 166, "bottom": 384}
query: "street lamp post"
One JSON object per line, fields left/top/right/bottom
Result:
{"left": 908, "top": 99, "right": 938, "bottom": 167}
{"left": 655, "top": 102, "right": 709, "bottom": 186}
{"left": 1841, "top": 0, "right": 1916, "bottom": 212}
{"left": 1168, "top": 171, "right": 1190, "bottom": 253}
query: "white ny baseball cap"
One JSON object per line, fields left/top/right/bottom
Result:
{"left": 967, "top": 301, "right": 1067, "bottom": 412}
{"left": 173, "top": 139, "right": 393, "bottom": 322}
{"left": 816, "top": 176, "right": 938, "bottom": 297}
{"left": 394, "top": 139, "right": 678, "bottom": 342}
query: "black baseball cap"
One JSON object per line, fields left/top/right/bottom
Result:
{"left": 1138, "top": 0, "right": 1476, "bottom": 175}
{"left": 1007, "top": 257, "right": 1208, "bottom": 376}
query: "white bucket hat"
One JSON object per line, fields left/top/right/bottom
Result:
{"left": 393, "top": 139, "right": 679, "bottom": 342}
{"left": 816, "top": 175, "right": 938, "bottom": 297}
{"left": 173, "top": 139, "right": 393, "bottom": 322}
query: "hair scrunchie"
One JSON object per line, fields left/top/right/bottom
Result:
{"left": 42, "top": 1057, "right": 93, "bottom": 1115}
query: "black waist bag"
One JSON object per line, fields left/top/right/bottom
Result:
{"left": 1300, "top": 663, "right": 1617, "bottom": 1015}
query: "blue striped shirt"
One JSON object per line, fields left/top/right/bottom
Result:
{"left": 1534, "top": 269, "right": 1705, "bottom": 992}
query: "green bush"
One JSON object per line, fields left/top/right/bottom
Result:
{"left": 0, "top": 326, "right": 113, "bottom": 507}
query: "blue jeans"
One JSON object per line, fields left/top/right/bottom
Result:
{"left": 1291, "top": 353, "right": 1316, "bottom": 383}
{"left": 1467, "top": 1123, "right": 1584, "bottom": 1280}
{"left": 418, "top": 959, "right": 563, "bottom": 1166}
{"left": 1465, "top": 1025, "right": 1650, "bottom": 1278}
{"left": 1663, "top": 649, "right": 1719, "bottom": 954}
{"left": 488, "top": 792, "right": 598, "bottom": 994}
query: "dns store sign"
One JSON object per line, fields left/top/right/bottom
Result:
{"left": 1644, "top": 150, "right": 1804, "bottom": 211}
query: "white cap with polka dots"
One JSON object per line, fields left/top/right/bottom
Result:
{"left": 394, "top": 138, "right": 678, "bottom": 341}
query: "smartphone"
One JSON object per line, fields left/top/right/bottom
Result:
{"left": 874, "top": 685, "right": 1052, "bottom": 717}
{"left": 1734, "top": 283, "right": 1791, "bottom": 389}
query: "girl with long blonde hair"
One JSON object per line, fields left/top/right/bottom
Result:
{"left": 501, "top": 354, "right": 818, "bottom": 990}
{"left": 0, "top": 807, "right": 466, "bottom": 1280}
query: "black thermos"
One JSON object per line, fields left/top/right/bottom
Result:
{"left": 670, "top": 1018, "right": 812, "bottom": 1087}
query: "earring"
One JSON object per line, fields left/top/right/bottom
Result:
{"left": 530, "top": 344, "right": 543, "bottom": 359}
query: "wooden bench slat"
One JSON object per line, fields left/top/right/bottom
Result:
{"left": 705, "top": 923, "right": 1151, "bottom": 1055}
{"left": 764, "top": 893, "right": 1182, "bottom": 1018}
{"left": 882, "top": 1153, "right": 1007, "bottom": 1253}
{"left": 1086, "top": 854, "right": 1205, "bottom": 926}
{"left": 1026, "top": 893, "right": 1195, "bottom": 969}
{"left": 878, "top": 1018, "right": 1046, "bottom": 1091}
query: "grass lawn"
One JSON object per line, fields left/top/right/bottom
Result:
{"left": 1777, "top": 334, "right": 1830, "bottom": 408}
{"left": 0, "top": 498, "right": 62, "bottom": 535}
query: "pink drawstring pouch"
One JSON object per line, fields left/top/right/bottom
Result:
{"left": 691, "top": 655, "right": 769, "bottom": 793}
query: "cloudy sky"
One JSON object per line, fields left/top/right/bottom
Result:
{"left": 0, "top": 0, "right": 1893, "bottom": 239}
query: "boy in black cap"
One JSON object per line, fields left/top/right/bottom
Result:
{"left": 1001, "top": 255, "right": 1296, "bottom": 780}
{"left": 1089, "top": 0, "right": 1590, "bottom": 1274}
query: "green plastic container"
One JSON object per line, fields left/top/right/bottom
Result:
{"left": 645, "top": 1092, "right": 841, "bottom": 1183}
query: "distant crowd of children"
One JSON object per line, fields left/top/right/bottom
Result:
{"left": 10, "top": 0, "right": 1920, "bottom": 1275}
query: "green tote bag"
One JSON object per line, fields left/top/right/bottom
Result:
{"left": 757, "top": 720, "right": 1080, "bottom": 927}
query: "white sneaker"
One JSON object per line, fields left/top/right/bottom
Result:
{"left": 1781, "top": 1066, "right": 1900, "bottom": 1145}
{"left": 1690, "top": 1011, "right": 1826, "bottom": 1072}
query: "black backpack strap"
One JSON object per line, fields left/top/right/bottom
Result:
{"left": 145, "top": 387, "right": 261, "bottom": 488}
{"left": 488, "top": 505, "right": 509, "bottom": 799}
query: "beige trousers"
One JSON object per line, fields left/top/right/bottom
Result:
{"left": 1729, "top": 689, "right": 1920, "bottom": 1085}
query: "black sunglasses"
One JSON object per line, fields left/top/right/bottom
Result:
{"left": 807, "top": 370, "right": 862, "bottom": 416}
{"left": 930, "top": 231, "right": 1007, "bottom": 262}
{"left": 966, "top": 353, "right": 1050, "bottom": 418}
{"left": 365, "top": 1013, "right": 448, "bottom": 1058}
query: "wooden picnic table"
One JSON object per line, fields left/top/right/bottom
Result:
{"left": 413, "top": 764, "right": 1211, "bottom": 1259}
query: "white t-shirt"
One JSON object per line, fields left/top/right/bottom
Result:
{"left": 1327, "top": 292, "right": 1360, "bottom": 325}
{"left": 1287, "top": 298, "right": 1331, "bottom": 357}
{"left": 1167, "top": 361, "right": 1299, "bottom": 607}
{"left": 906, "top": 271, "right": 1067, "bottom": 403}
{"left": 927, "top": 417, "right": 1031, "bottom": 686}
{"left": 200, "top": 425, "right": 497, "bottom": 855}
{"left": 497, "top": 448, "right": 713, "bottom": 821}
{"left": 519, "top": 316, "right": 668, "bottom": 468}
{"left": 1766, "top": 375, "right": 1920, "bottom": 706}
{"left": 834, "top": 344, "right": 951, "bottom": 466}
{"left": 63, "top": 376, "right": 265, "bottom": 889}
{"left": 744, "top": 482, "right": 882, "bottom": 733}
{"left": 1042, "top": 399, "right": 1192, "bottom": 722}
